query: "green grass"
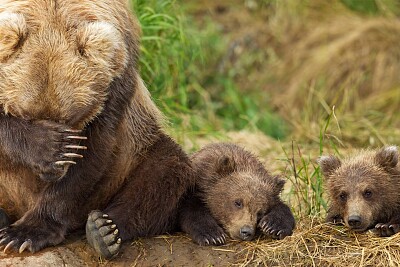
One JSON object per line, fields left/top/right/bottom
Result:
{"left": 282, "top": 107, "right": 345, "bottom": 217}
{"left": 341, "top": 0, "right": 400, "bottom": 15}
{"left": 132, "top": 0, "right": 400, "bottom": 219}
{"left": 131, "top": 0, "right": 287, "bottom": 140}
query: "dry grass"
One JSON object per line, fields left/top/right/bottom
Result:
{"left": 181, "top": 132, "right": 400, "bottom": 266}
{"left": 235, "top": 217, "right": 400, "bottom": 267}
{"left": 264, "top": 0, "right": 400, "bottom": 145}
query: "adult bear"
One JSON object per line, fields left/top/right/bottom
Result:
{"left": 0, "top": 0, "right": 194, "bottom": 259}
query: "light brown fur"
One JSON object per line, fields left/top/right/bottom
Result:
{"left": 0, "top": 0, "right": 193, "bottom": 257}
{"left": 320, "top": 146, "right": 400, "bottom": 236}
{"left": 0, "top": 0, "right": 139, "bottom": 128}
{"left": 180, "top": 143, "right": 295, "bottom": 244}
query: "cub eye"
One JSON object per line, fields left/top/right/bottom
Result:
{"left": 234, "top": 199, "right": 243, "bottom": 209}
{"left": 339, "top": 192, "right": 347, "bottom": 202}
{"left": 363, "top": 189, "right": 372, "bottom": 199}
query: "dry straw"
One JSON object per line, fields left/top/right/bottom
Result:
{"left": 235, "top": 217, "right": 400, "bottom": 267}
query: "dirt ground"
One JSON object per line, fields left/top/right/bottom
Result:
{"left": 0, "top": 131, "right": 288, "bottom": 267}
{"left": 0, "top": 232, "right": 262, "bottom": 267}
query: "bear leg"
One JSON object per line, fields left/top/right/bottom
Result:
{"left": 85, "top": 210, "right": 121, "bottom": 259}
{"left": 86, "top": 135, "right": 194, "bottom": 258}
{"left": 258, "top": 201, "right": 295, "bottom": 240}
{"left": 179, "top": 193, "right": 226, "bottom": 246}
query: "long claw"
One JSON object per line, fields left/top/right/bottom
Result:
{"left": 63, "top": 153, "right": 83, "bottom": 158}
{"left": 19, "top": 240, "right": 32, "bottom": 253}
{"left": 55, "top": 160, "right": 76, "bottom": 165}
{"left": 0, "top": 237, "right": 8, "bottom": 245}
{"left": 4, "top": 240, "right": 17, "bottom": 252}
{"left": 66, "top": 136, "right": 87, "bottom": 140}
{"left": 64, "top": 145, "right": 87, "bottom": 150}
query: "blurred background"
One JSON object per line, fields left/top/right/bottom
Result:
{"left": 131, "top": 0, "right": 400, "bottom": 217}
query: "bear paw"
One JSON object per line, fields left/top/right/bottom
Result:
{"left": 0, "top": 218, "right": 65, "bottom": 253}
{"left": 86, "top": 210, "right": 121, "bottom": 259}
{"left": 372, "top": 223, "right": 400, "bottom": 237}
{"left": 193, "top": 228, "right": 227, "bottom": 246}
{"left": 259, "top": 215, "right": 293, "bottom": 240}
{"left": 28, "top": 121, "right": 87, "bottom": 182}
{"left": 0, "top": 209, "right": 10, "bottom": 229}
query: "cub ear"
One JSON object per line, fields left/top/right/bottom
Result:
{"left": 216, "top": 155, "right": 235, "bottom": 175}
{"left": 318, "top": 155, "right": 341, "bottom": 178}
{"left": 0, "top": 12, "right": 27, "bottom": 62}
{"left": 76, "top": 21, "right": 128, "bottom": 75}
{"left": 375, "top": 146, "right": 398, "bottom": 170}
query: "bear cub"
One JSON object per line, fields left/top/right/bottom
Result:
{"left": 180, "top": 143, "right": 295, "bottom": 245}
{"left": 319, "top": 146, "right": 400, "bottom": 237}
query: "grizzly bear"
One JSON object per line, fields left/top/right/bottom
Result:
{"left": 319, "top": 146, "right": 400, "bottom": 237}
{"left": 179, "top": 143, "right": 295, "bottom": 245}
{"left": 0, "top": 0, "right": 194, "bottom": 259}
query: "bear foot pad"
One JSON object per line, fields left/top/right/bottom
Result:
{"left": 86, "top": 210, "right": 121, "bottom": 259}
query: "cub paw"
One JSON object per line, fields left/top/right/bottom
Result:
{"left": 0, "top": 209, "right": 10, "bottom": 229}
{"left": 191, "top": 225, "right": 226, "bottom": 246}
{"left": 86, "top": 210, "right": 121, "bottom": 259}
{"left": 31, "top": 121, "right": 87, "bottom": 181}
{"left": 259, "top": 214, "right": 293, "bottom": 240}
{"left": 371, "top": 223, "right": 400, "bottom": 237}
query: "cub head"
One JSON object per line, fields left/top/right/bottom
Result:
{"left": 194, "top": 143, "right": 285, "bottom": 241}
{"left": 0, "top": 2, "right": 132, "bottom": 128}
{"left": 319, "top": 146, "right": 400, "bottom": 232}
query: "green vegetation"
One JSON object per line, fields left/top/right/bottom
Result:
{"left": 132, "top": 0, "right": 400, "bottom": 217}
{"left": 131, "top": 0, "right": 287, "bottom": 141}
{"left": 126, "top": 2, "right": 400, "bottom": 264}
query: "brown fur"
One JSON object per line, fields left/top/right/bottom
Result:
{"left": 180, "top": 143, "right": 295, "bottom": 245}
{"left": 319, "top": 146, "right": 400, "bottom": 236}
{"left": 0, "top": 0, "right": 194, "bottom": 254}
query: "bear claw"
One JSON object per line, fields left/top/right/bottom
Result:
{"left": 372, "top": 223, "right": 400, "bottom": 237}
{"left": 86, "top": 210, "right": 121, "bottom": 259}
{"left": 200, "top": 234, "right": 226, "bottom": 246}
{"left": 259, "top": 217, "right": 292, "bottom": 240}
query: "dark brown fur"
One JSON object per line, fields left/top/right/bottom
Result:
{"left": 180, "top": 143, "right": 295, "bottom": 245}
{"left": 0, "top": 0, "right": 194, "bottom": 255}
{"left": 319, "top": 146, "right": 400, "bottom": 236}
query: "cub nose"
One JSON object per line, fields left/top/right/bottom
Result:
{"left": 240, "top": 225, "right": 255, "bottom": 240}
{"left": 348, "top": 215, "right": 362, "bottom": 228}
